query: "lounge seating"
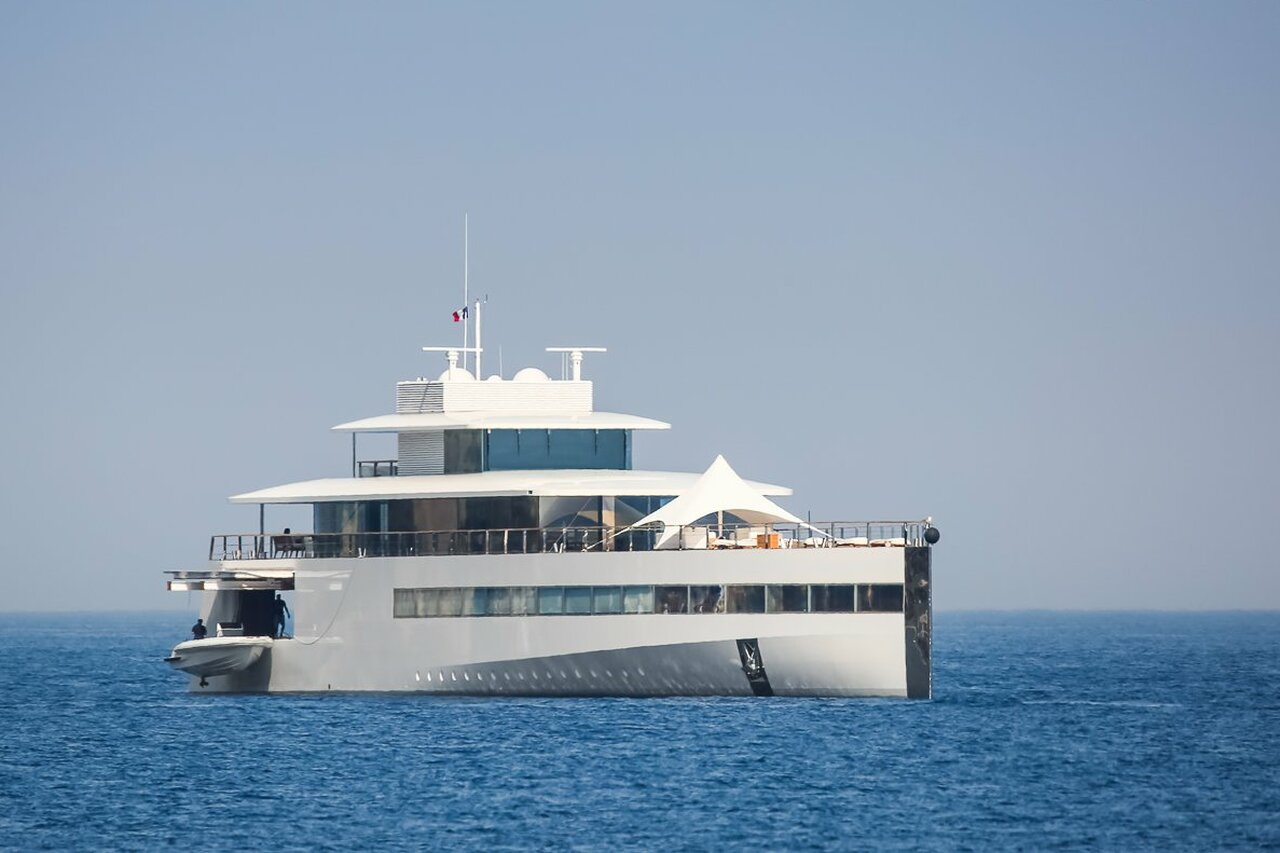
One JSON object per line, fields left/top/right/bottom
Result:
{"left": 271, "top": 535, "right": 308, "bottom": 557}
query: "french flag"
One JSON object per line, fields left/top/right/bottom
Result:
{"left": 452, "top": 306, "right": 469, "bottom": 322}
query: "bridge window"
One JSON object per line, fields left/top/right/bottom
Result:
{"left": 485, "top": 429, "right": 630, "bottom": 471}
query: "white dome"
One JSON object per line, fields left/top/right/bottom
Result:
{"left": 512, "top": 367, "right": 549, "bottom": 383}
{"left": 436, "top": 367, "right": 476, "bottom": 382}
{"left": 485, "top": 374, "right": 504, "bottom": 382}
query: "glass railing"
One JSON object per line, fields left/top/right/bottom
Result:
{"left": 356, "top": 460, "right": 399, "bottom": 478}
{"left": 209, "top": 521, "right": 933, "bottom": 561}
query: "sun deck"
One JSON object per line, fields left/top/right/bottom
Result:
{"left": 201, "top": 521, "right": 933, "bottom": 561}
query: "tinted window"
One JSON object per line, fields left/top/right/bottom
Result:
{"left": 485, "top": 429, "right": 630, "bottom": 471}
{"left": 593, "top": 586, "right": 623, "bottom": 614}
{"left": 444, "top": 430, "right": 482, "bottom": 473}
{"left": 811, "top": 585, "right": 855, "bottom": 612}
{"left": 767, "top": 585, "right": 808, "bottom": 613}
{"left": 858, "top": 584, "right": 904, "bottom": 613}
{"left": 538, "top": 586, "right": 565, "bottom": 615}
{"left": 623, "top": 586, "right": 654, "bottom": 614}
{"left": 655, "top": 586, "right": 689, "bottom": 614}
{"left": 726, "top": 585, "right": 766, "bottom": 613}
{"left": 690, "top": 585, "right": 723, "bottom": 614}
{"left": 564, "top": 586, "right": 592, "bottom": 614}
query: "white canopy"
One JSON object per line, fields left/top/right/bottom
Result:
{"left": 631, "top": 455, "right": 802, "bottom": 532}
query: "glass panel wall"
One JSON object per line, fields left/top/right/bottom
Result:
{"left": 484, "top": 429, "right": 630, "bottom": 471}
{"left": 393, "top": 584, "right": 906, "bottom": 618}
{"left": 539, "top": 496, "right": 602, "bottom": 529}
{"left": 444, "top": 430, "right": 483, "bottom": 473}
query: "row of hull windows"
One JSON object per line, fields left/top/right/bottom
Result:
{"left": 393, "top": 584, "right": 905, "bottom": 618}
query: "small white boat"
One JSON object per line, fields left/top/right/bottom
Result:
{"left": 165, "top": 636, "right": 273, "bottom": 685}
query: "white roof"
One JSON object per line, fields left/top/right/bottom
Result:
{"left": 229, "top": 468, "right": 790, "bottom": 504}
{"left": 631, "top": 455, "right": 802, "bottom": 528}
{"left": 331, "top": 411, "right": 670, "bottom": 433}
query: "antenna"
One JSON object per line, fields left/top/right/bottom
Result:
{"left": 468, "top": 212, "right": 473, "bottom": 371}
{"left": 545, "top": 347, "right": 607, "bottom": 381}
{"left": 474, "top": 297, "right": 482, "bottom": 380}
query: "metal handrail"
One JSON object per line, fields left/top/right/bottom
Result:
{"left": 356, "top": 459, "right": 399, "bottom": 478}
{"left": 209, "top": 520, "right": 933, "bottom": 561}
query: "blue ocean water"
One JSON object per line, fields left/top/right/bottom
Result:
{"left": 0, "top": 612, "right": 1277, "bottom": 851}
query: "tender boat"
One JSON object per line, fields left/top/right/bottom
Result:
{"left": 165, "top": 636, "right": 274, "bottom": 685}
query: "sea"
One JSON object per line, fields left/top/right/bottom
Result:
{"left": 0, "top": 611, "right": 1276, "bottom": 851}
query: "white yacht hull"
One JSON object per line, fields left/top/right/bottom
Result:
{"left": 187, "top": 546, "right": 931, "bottom": 697}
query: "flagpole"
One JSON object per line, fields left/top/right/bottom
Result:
{"left": 465, "top": 215, "right": 470, "bottom": 372}
{"left": 475, "top": 298, "right": 482, "bottom": 380}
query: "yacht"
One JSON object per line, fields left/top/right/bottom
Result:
{"left": 165, "top": 333, "right": 938, "bottom": 697}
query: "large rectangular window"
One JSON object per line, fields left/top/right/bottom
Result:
{"left": 858, "top": 584, "right": 904, "bottom": 613}
{"left": 484, "top": 429, "right": 630, "bottom": 471}
{"left": 564, "top": 586, "right": 593, "bottom": 615}
{"left": 690, "top": 585, "right": 723, "bottom": 614}
{"left": 593, "top": 586, "right": 623, "bottom": 614}
{"left": 767, "top": 585, "right": 809, "bottom": 613}
{"left": 655, "top": 586, "right": 689, "bottom": 614}
{"left": 444, "top": 430, "right": 483, "bottom": 474}
{"left": 538, "top": 586, "right": 565, "bottom": 615}
{"left": 811, "top": 585, "right": 856, "bottom": 612}
{"left": 726, "top": 585, "right": 766, "bottom": 614}
{"left": 623, "top": 586, "right": 654, "bottom": 614}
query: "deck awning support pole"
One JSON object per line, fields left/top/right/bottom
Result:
{"left": 351, "top": 433, "right": 357, "bottom": 478}
{"left": 259, "top": 504, "right": 264, "bottom": 535}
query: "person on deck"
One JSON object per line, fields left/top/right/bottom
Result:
{"left": 273, "top": 594, "right": 291, "bottom": 638}
{"left": 191, "top": 618, "right": 208, "bottom": 640}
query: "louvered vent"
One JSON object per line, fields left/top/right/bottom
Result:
{"left": 398, "top": 431, "right": 444, "bottom": 475}
{"left": 397, "top": 382, "right": 445, "bottom": 413}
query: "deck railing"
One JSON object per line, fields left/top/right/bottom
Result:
{"left": 210, "top": 521, "right": 932, "bottom": 561}
{"left": 356, "top": 459, "right": 399, "bottom": 478}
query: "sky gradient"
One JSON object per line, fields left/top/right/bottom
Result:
{"left": 2, "top": 2, "right": 1278, "bottom": 610}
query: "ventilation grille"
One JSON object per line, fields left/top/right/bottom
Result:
{"left": 398, "top": 431, "right": 444, "bottom": 475}
{"left": 397, "top": 382, "right": 445, "bottom": 413}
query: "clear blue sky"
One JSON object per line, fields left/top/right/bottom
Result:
{"left": 2, "top": 2, "right": 1277, "bottom": 610}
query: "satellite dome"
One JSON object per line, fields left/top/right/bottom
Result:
{"left": 512, "top": 367, "right": 549, "bottom": 383}
{"left": 485, "top": 374, "right": 504, "bottom": 382}
{"left": 436, "top": 367, "right": 476, "bottom": 382}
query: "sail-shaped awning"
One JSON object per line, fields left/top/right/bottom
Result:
{"left": 631, "top": 455, "right": 802, "bottom": 530}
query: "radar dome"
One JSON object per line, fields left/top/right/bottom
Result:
{"left": 436, "top": 367, "right": 476, "bottom": 382}
{"left": 512, "top": 367, "right": 549, "bottom": 383}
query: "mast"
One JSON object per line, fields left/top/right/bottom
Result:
{"left": 468, "top": 212, "right": 473, "bottom": 371}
